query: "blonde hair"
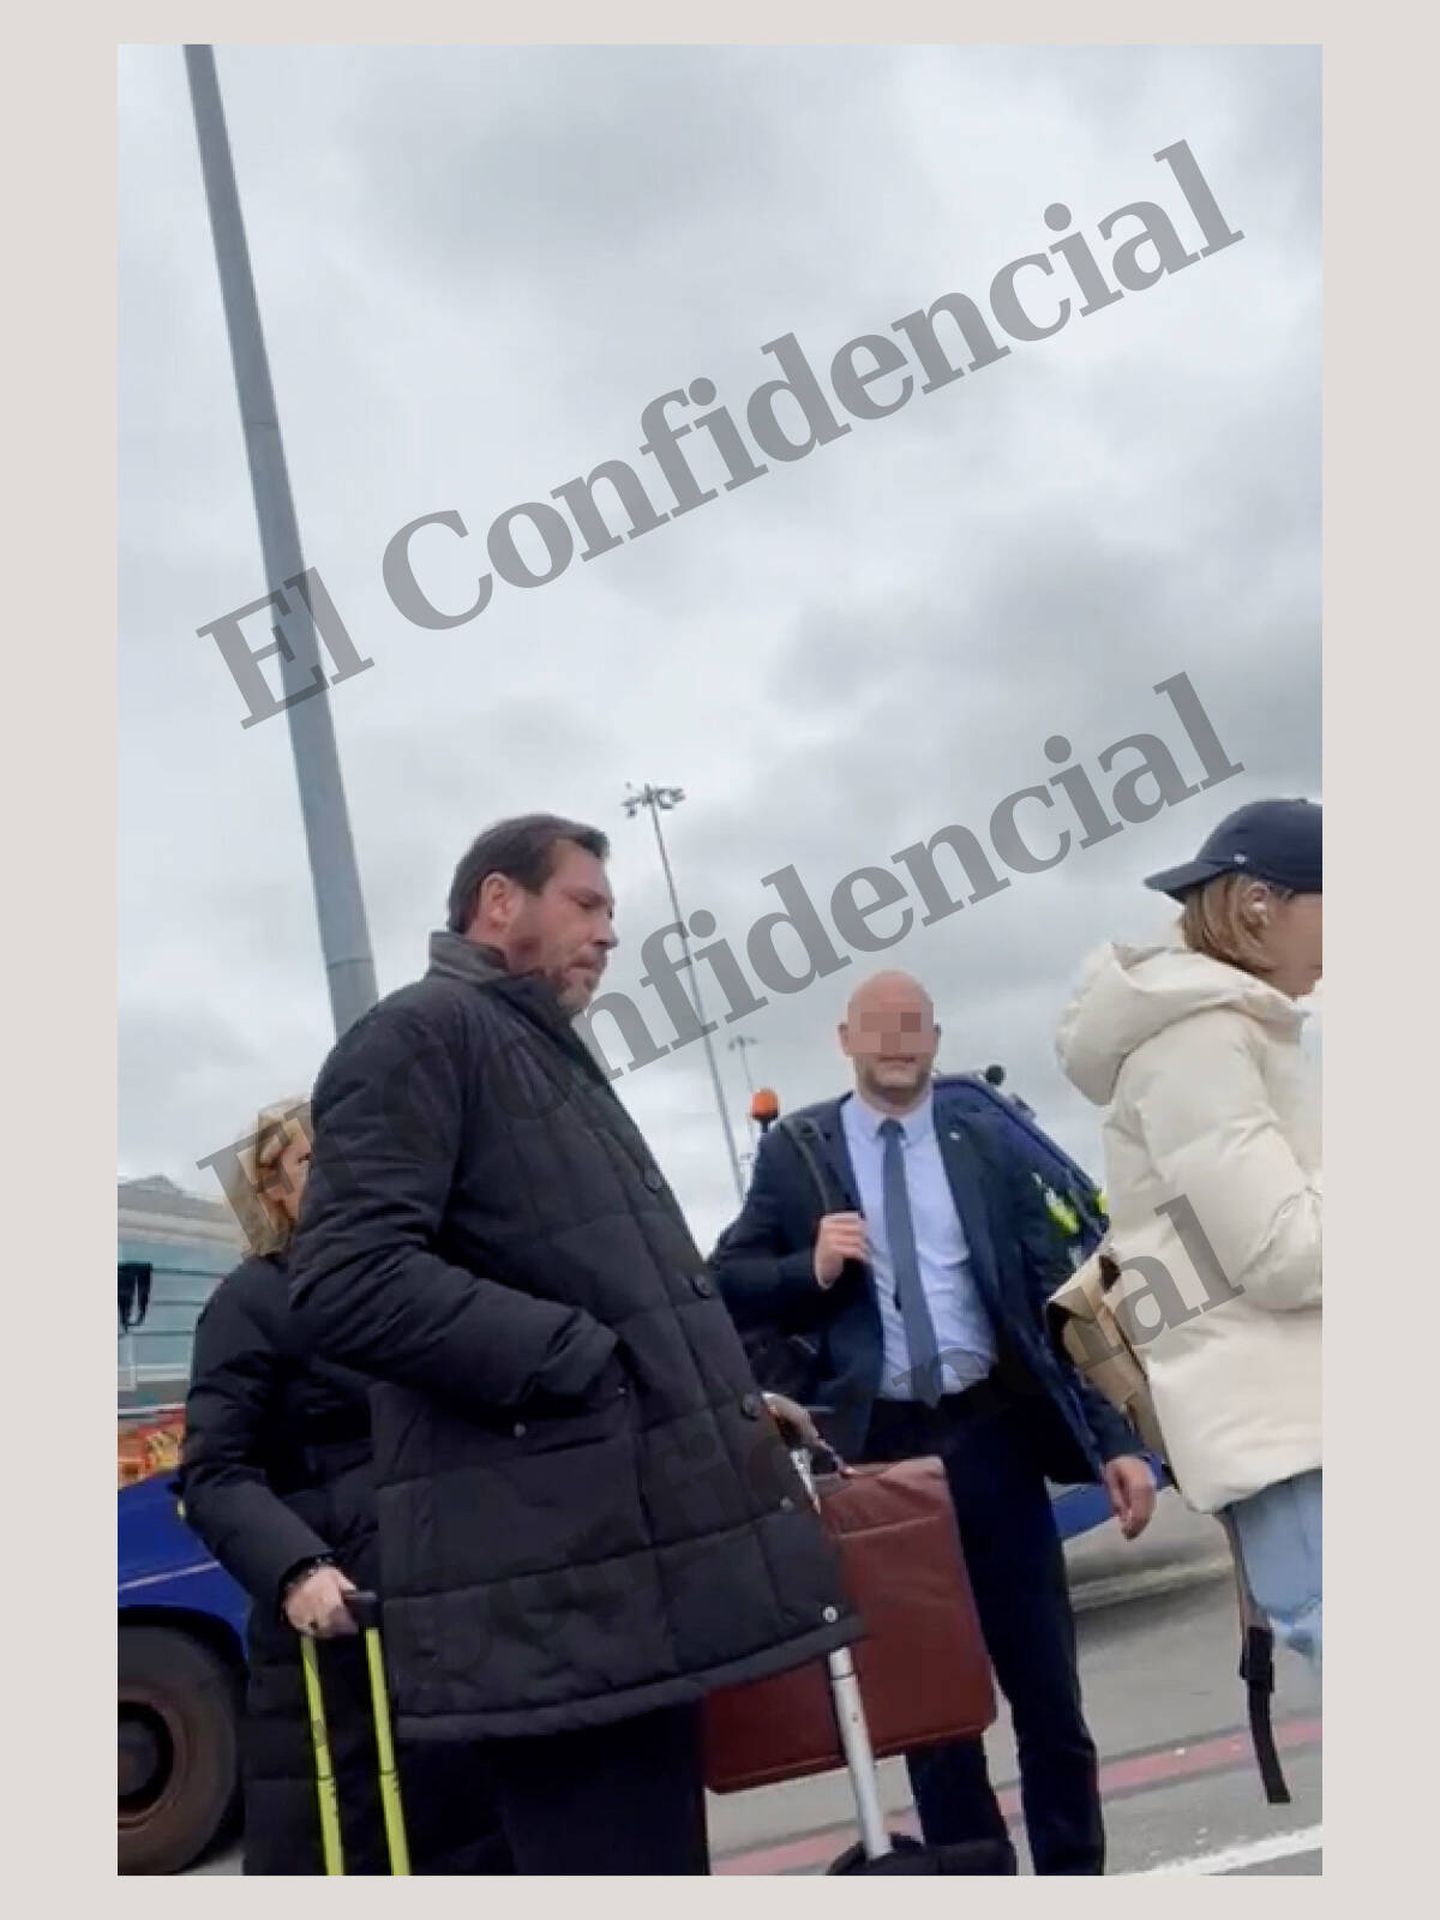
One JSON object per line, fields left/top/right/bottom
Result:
{"left": 221, "top": 1097, "right": 313, "bottom": 1257}
{"left": 1179, "top": 873, "right": 1294, "bottom": 980}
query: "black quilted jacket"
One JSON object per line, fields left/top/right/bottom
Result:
{"left": 179, "top": 1254, "right": 509, "bottom": 1874}
{"left": 288, "top": 932, "right": 855, "bottom": 1742}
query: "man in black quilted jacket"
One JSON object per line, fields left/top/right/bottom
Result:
{"left": 288, "top": 813, "right": 853, "bottom": 1875}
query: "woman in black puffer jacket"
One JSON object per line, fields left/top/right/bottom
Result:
{"left": 180, "top": 1099, "right": 510, "bottom": 1876}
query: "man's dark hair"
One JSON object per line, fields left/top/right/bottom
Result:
{"left": 446, "top": 814, "right": 610, "bottom": 933}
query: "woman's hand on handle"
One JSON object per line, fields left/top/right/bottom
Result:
{"left": 284, "top": 1563, "right": 359, "bottom": 1638}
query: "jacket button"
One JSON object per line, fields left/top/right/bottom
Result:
{"left": 822, "top": 1605, "right": 839, "bottom": 1624}
{"left": 643, "top": 1167, "right": 664, "bottom": 1193}
{"left": 780, "top": 1496, "right": 796, "bottom": 1513}
{"left": 691, "top": 1273, "right": 714, "bottom": 1298}
{"left": 740, "top": 1393, "right": 763, "bottom": 1419}
{"left": 513, "top": 1423, "right": 527, "bottom": 1438}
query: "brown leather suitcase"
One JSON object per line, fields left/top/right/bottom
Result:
{"left": 703, "top": 1454, "right": 996, "bottom": 1794}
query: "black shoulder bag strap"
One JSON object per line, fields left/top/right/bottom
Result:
{"left": 1099, "top": 1259, "right": 1289, "bottom": 1804}
{"left": 1217, "top": 1508, "right": 1292, "bottom": 1805}
{"left": 757, "top": 1116, "right": 851, "bottom": 1419}
{"left": 776, "top": 1114, "right": 845, "bottom": 1215}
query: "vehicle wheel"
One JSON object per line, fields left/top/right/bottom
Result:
{"left": 119, "top": 1625, "right": 242, "bottom": 1873}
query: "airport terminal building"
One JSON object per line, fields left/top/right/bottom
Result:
{"left": 118, "top": 1175, "right": 243, "bottom": 1416}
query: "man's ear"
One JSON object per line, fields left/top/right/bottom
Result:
{"left": 475, "top": 870, "right": 514, "bottom": 933}
{"left": 837, "top": 1020, "right": 852, "bottom": 1060}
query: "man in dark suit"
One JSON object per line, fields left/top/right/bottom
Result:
{"left": 709, "top": 970, "right": 1157, "bottom": 1875}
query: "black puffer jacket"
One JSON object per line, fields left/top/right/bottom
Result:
{"left": 289, "top": 933, "right": 856, "bottom": 1744}
{"left": 179, "top": 1253, "right": 510, "bottom": 1874}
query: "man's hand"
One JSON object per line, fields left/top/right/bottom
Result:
{"left": 762, "top": 1393, "right": 852, "bottom": 1478}
{"left": 283, "top": 1564, "right": 359, "bottom": 1638}
{"left": 1102, "top": 1455, "right": 1158, "bottom": 1541}
{"left": 813, "top": 1211, "right": 868, "bottom": 1289}
{"left": 761, "top": 1392, "right": 823, "bottom": 1452}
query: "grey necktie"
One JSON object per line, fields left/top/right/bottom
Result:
{"left": 880, "top": 1117, "right": 944, "bottom": 1407}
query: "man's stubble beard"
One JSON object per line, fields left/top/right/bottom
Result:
{"left": 553, "top": 975, "right": 593, "bottom": 1016}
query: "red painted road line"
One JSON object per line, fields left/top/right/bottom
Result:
{"left": 714, "top": 1716, "right": 1323, "bottom": 1876}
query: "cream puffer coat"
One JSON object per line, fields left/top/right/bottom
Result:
{"left": 1056, "top": 942, "right": 1320, "bottom": 1514}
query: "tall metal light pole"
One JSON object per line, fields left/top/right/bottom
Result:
{"left": 184, "top": 44, "right": 378, "bottom": 1038}
{"left": 623, "top": 784, "right": 745, "bottom": 1203}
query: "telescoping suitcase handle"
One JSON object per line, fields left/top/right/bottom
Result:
{"left": 299, "top": 1588, "right": 412, "bottom": 1875}
{"left": 789, "top": 1448, "right": 894, "bottom": 1864}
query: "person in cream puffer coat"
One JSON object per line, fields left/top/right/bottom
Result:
{"left": 1056, "top": 798, "right": 1322, "bottom": 1669}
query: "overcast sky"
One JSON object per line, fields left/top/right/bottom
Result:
{"left": 119, "top": 43, "right": 1320, "bottom": 1250}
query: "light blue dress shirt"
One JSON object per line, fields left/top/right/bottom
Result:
{"left": 840, "top": 1090, "right": 996, "bottom": 1401}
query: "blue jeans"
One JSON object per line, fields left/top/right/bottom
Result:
{"left": 1227, "top": 1469, "right": 1322, "bottom": 1671}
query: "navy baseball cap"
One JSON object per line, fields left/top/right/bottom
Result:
{"left": 1143, "top": 798, "right": 1322, "bottom": 903}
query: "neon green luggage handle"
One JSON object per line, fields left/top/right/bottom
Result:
{"left": 299, "top": 1589, "right": 411, "bottom": 1875}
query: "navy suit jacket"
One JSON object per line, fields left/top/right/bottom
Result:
{"left": 709, "top": 1089, "right": 1137, "bottom": 1476}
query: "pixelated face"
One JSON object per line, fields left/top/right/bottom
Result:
{"left": 839, "top": 979, "right": 940, "bottom": 1101}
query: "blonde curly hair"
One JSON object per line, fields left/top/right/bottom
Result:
{"left": 220, "top": 1097, "right": 313, "bottom": 1257}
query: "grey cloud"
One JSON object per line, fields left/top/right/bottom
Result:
{"left": 120, "top": 44, "right": 1320, "bottom": 1253}
{"left": 118, "top": 1003, "right": 271, "bottom": 1183}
